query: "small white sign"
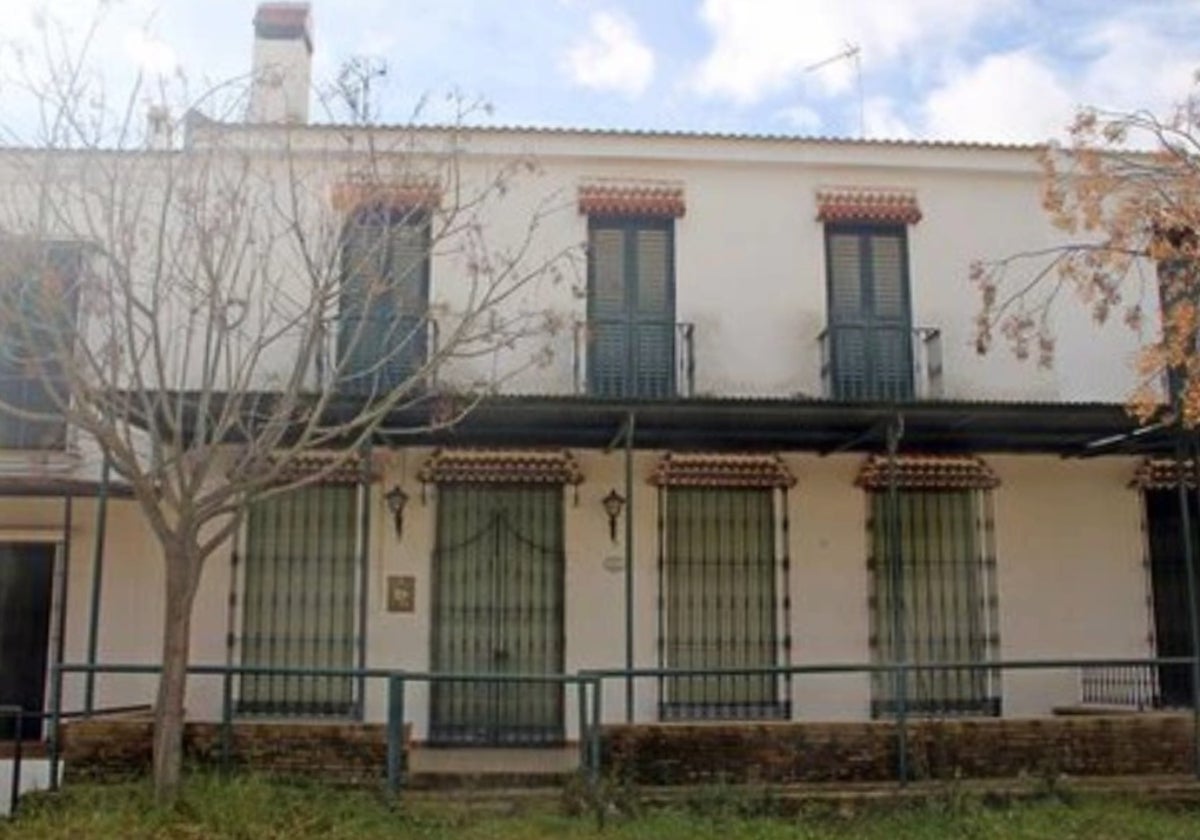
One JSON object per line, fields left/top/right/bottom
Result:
{"left": 603, "top": 555, "right": 625, "bottom": 573}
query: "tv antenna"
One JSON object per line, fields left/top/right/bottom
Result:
{"left": 805, "top": 42, "right": 864, "bottom": 139}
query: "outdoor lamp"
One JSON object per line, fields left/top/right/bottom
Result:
{"left": 602, "top": 488, "right": 626, "bottom": 543}
{"left": 384, "top": 485, "right": 409, "bottom": 539}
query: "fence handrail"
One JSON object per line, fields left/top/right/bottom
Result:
{"left": 34, "top": 654, "right": 1200, "bottom": 805}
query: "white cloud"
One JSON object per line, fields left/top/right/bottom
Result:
{"left": 123, "top": 30, "right": 177, "bottom": 76}
{"left": 921, "top": 50, "right": 1073, "bottom": 142}
{"left": 863, "top": 96, "right": 914, "bottom": 140}
{"left": 913, "top": 14, "right": 1200, "bottom": 144}
{"left": 563, "top": 11, "right": 655, "bottom": 98}
{"left": 774, "top": 104, "right": 822, "bottom": 133}
{"left": 692, "top": 0, "right": 1013, "bottom": 105}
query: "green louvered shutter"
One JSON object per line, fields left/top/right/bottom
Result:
{"left": 337, "top": 210, "right": 429, "bottom": 395}
{"left": 239, "top": 485, "right": 359, "bottom": 716}
{"left": 633, "top": 225, "right": 675, "bottom": 397}
{"left": 587, "top": 218, "right": 675, "bottom": 397}
{"left": 587, "top": 226, "right": 629, "bottom": 397}
{"left": 825, "top": 225, "right": 913, "bottom": 400}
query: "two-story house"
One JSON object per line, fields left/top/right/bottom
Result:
{"left": 1, "top": 3, "right": 1192, "bottom": 774}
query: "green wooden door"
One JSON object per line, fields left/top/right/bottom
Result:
{"left": 825, "top": 224, "right": 914, "bottom": 400}
{"left": 430, "top": 485, "right": 565, "bottom": 744}
{"left": 587, "top": 217, "right": 675, "bottom": 397}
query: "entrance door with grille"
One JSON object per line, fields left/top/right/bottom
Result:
{"left": 0, "top": 543, "right": 54, "bottom": 740}
{"left": 1145, "top": 489, "right": 1200, "bottom": 707}
{"left": 430, "top": 484, "right": 565, "bottom": 745}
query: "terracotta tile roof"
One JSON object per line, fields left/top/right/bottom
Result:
{"left": 1130, "top": 458, "right": 1197, "bottom": 489}
{"left": 578, "top": 180, "right": 685, "bottom": 218}
{"left": 816, "top": 187, "right": 922, "bottom": 225}
{"left": 855, "top": 454, "right": 999, "bottom": 490}
{"left": 418, "top": 448, "right": 584, "bottom": 485}
{"left": 649, "top": 452, "right": 796, "bottom": 488}
{"left": 331, "top": 180, "right": 441, "bottom": 213}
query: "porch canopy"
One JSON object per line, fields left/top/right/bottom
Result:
{"left": 370, "top": 395, "right": 1175, "bottom": 456}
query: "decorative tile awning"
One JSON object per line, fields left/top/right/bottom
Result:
{"left": 418, "top": 448, "right": 584, "bottom": 485}
{"left": 816, "top": 187, "right": 922, "bottom": 225}
{"left": 855, "top": 454, "right": 999, "bottom": 490}
{"left": 331, "top": 180, "right": 441, "bottom": 213}
{"left": 264, "top": 452, "right": 380, "bottom": 486}
{"left": 649, "top": 453, "right": 796, "bottom": 489}
{"left": 578, "top": 180, "right": 686, "bottom": 218}
{"left": 1130, "top": 458, "right": 1197, "bottom": 489}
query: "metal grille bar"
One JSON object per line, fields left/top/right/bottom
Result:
{"left": 430, "top": 484, "right": 565, "bottom": 745}
{"left": 238, "top": 485, "right": 359, "bottom": 717}
{"left": 869, "top": 489, "right": 1000, "bottom": 717}
{"left": 660, "top": 487, "right": 788, "bottom": 720}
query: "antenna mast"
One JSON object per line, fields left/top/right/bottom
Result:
{"left": 805, "top": 42, "right": 864, "bottom": 139}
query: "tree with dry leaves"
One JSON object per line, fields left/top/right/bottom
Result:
{"left": 973, "top": 85, "right": 1200, "bottom": 424}
{"left": 0, "top": 16, "right": 574, "bottom": 804}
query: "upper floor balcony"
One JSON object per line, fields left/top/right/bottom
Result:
{"left": 818, "top": 325, "right": 943, "bottom": 401}
{"left": 573, "top": 319, "right": 695, "bottom": 399}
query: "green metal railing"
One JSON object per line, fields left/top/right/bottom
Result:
{"left": 580, "top": 655, "right": 1200, "bottom": 785}
{"left": 48, "top": 663, "right": 602, "bottom": 800}
{"left": 31, "top": 654, "right": 1200, "bottom": 809}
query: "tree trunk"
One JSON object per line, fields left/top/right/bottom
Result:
{"left": 152, "top": 546, "right": 199, "bottom": 806}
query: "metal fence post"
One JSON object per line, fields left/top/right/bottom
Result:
{"left": 220, "top": 670, "right": 233, "bottom": 775}
{"left": 4, "top": 708, "right": 22, "bottom": 817}
{"left": 590, "top": 677, "right": 602, "bottom": 785}
{"left": 386, "top": 674, "right": 406, "bottom": 799}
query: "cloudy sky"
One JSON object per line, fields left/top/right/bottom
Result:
{"left": 2, "top": 0, "right": 1200, "bottom": 143}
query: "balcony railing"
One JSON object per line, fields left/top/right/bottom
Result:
{"left": 818, "top": 325, "right": 943, "bottom": 401}
{"left": 574, "top": 319, "right": 694, "bottom": 399}
{"left": 320, "top": 317, "right": 440, "bottom": 396}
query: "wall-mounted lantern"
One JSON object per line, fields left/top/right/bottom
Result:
{"left": 602, "top": 488, "right": 626, "bottom": 543}
{"left": 384, "top": 485, "right": 409, "bottom": 539}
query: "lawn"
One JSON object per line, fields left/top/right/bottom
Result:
{"left": 3, "top": 777, "right": 1200, "bottom": 839}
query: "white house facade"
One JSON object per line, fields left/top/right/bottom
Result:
{"left": 1, "top": 4, "right": 1194, "bottom": 778}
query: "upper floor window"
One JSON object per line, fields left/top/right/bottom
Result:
{"left": 586, "top": 216, "right": 677, "bottom": 398}
{"left": 817, "top": 188, "right": 929, "bottom": 402}
{"left": 824, "top": 223, "right": 914, "bottom": 400}
{"left": 0, "top": 243, "right": 80, "bottom": 450}
{"left": 337, "top": 204, "right": 430, "bottom": 396}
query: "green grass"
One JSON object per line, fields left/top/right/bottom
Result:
{"left": 3, "top": 777, "right": 1200, "bottom": 839}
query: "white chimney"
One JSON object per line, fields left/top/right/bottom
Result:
{"left": 145, "top": 105, "right": 173, "bottom": 150}
{"left": 247, "top": 2, "right": 312, "bottom": 124}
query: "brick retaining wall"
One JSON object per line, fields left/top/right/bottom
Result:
{"left": 602, "top": 715, "right": 1196, "bottom": 784}
{"left": 62, "top": 717, "right": 400, "bottom": 785}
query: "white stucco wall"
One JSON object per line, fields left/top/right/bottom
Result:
{"left": 0, "top": 447, "right": 1158, "bottom": 738}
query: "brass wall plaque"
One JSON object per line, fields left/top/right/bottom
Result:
{"left": 387, "top": 575, "right": 416, "bottom": 613}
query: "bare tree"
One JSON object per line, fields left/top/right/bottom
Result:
{"left": 972, "top": 80, "right": 1200, "bottom": 424}
{"left": 0, "top": 13, "right": 575, "bottom": 804}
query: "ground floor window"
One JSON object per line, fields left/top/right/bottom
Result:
{"left": 868, "top": 486, "right": 1000, "bottom": 717}
{"left": 653, "top": 454, "right": 795, "bottom": 721}
{"left": 237, "top": 484, "right": 360, "bottom": 717}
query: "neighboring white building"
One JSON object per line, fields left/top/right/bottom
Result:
{"left": 0, "top": 3, "right": 1190, "bottom": 755}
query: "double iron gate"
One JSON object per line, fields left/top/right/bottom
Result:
{"left": 430, "top": 485, "right": 566, "bottom": 745}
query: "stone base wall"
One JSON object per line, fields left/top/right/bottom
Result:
{"left": 602, "top": 715, "right": 1196, "bottom": 785}
{"left": 62, "top": 716, "right": 402, "bottom": 785}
